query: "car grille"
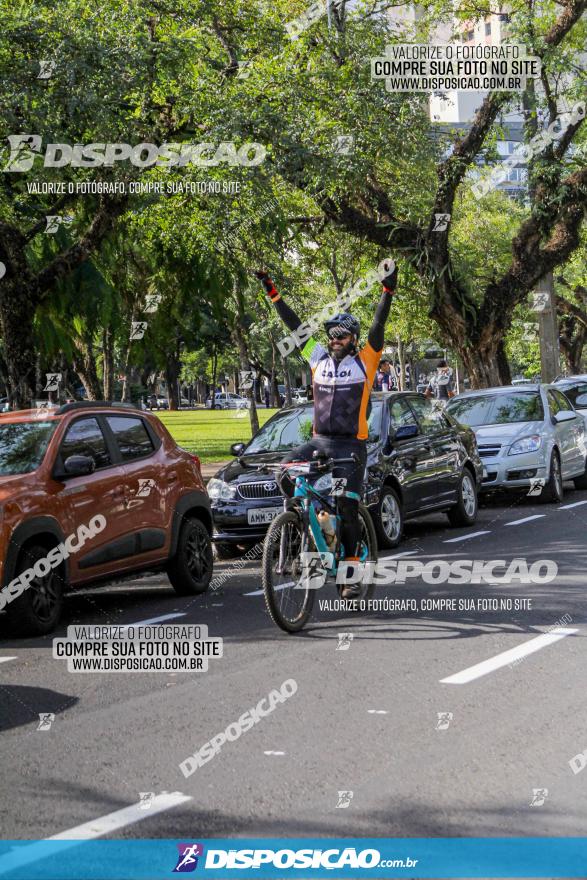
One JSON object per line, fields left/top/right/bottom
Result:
{"left": 237, "top": 481, "right": 281, "bottom": 499}
{"left": 478, "top": 444, "right": 501, "bottom": 458}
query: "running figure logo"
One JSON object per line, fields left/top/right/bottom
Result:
{"left": 37, "top": 713, "right": 55, "bottom": 731}
{"left": 436, "top": 712, "right": 453, "bottom": 730}
{"left": 529, "top": 788, "right": 548, "bottom": 807}
{"left": 336, "top": 632, "right": 354, "bottom": 651}
{"left": 173, "top": 843, "right": 204, "bottom": 873}
{"left": 298, "top": 552, "right": 333, "bottom": 590}
{"left": 432, "top": 213, "right": 451, "bottom": 232}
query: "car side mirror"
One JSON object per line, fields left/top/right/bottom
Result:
{"left": 231, "top": 442, "right": 246, "bottom": 456}
{"left": 62, "top": 454, "right": 95, "bottom": 478}
{"left": 395, "top": 424, "right": 419, "bottom": 440}
{"left": 554, "top": 410, "right": 576, "bottom": 423}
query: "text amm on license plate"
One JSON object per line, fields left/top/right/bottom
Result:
{"left": 247, "top": 507, "right": 279, "bottom": 525}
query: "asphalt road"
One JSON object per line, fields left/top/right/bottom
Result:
{"left": 1, "top": 485, "right": 586, "bottom": 847}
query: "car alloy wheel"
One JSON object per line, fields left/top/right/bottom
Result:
{"left": 185, "top": 525, "right": 211, "bottom": 581}
{"left": 462, "top": 473, "right": 476, "bottom": 518}
{"left": 381, "top": 492, "right": 401, "bottom": 542}
{"left": 168, "top": 518, "right": 213, "bottom": 596}
{"left": 30, "top": 569, "right": 60, "bottom": 622}
{"left": 374, "top": 486, "right": 403, "bottom": 549}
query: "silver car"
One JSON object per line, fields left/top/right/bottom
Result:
{"left": 446, "top": 384, "right": 587, "bottom": 501}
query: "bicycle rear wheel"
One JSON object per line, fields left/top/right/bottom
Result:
{"left": 262, "top": 510, "right": 315, "bottom": 633}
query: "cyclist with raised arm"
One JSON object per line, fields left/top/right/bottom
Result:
{"left": 255, "top": 260, "right": 398, "bottom": 599}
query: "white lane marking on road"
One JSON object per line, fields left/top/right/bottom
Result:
{"left": 245, "top": 582, "right": 293, "bottom": 597}
{"left": 440, "top": 627, "right": 578, "bottom": 685}
{"left": 264, "top": 750, "right": 285, "bottom": 755}
{"left": 367, "top": 709, "right": 388, "bottom": 714}
{"left": 386, "top": 550, "right": 419, "bottom": 558}
{"left": 0, "top": 793, "right": 192, "bottom": 874}
{"left": 50, "top": 792, "right": 192, "bottom": 839}
{"left": 504, "top": 514, "right": 545, "bottom": 526}
{"left": 560, "top": 500, "right": 587, "bottom": 509}
{"left": 0, "top": 656, "right": 16, "bottom": 664}
{"left": 443, "top": 531, "right": 491, "bottom": 544}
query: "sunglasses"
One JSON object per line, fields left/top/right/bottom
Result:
{"left": 328, "top": 328, "right": 352, "bottom": 340}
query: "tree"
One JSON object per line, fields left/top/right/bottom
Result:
{"left": 200, "top": 0, "right": 586, "bottom": 386}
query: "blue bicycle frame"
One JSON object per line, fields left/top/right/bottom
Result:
{"left": 291, "top": 472, "right": 367, "bottom": 577}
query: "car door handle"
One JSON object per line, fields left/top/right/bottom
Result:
{"left": 106, "top": 487, "right": 126, "bottom": 504}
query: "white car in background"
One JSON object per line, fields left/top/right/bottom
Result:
{"left": 206, "top": 392, "right": 250, "bottom": 410}
{"left": 292, "top": 388, "right": 308, "bottom": 404}
{"left": 446, "top": 384, "right": 587, "bottom": 501}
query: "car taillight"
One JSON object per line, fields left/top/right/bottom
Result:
{"left": 189, "top": 453, "right": 201, "bottom": 472}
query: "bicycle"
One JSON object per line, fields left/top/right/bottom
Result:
{"left": 250, "top": 453, "right": 378, "bottom": 633}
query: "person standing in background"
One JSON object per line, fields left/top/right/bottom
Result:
{"left": 375, "top": 359, "right": 392, "bottom": 391}
{"left": 425, "top": 360, "right": 454, "bottom": 402}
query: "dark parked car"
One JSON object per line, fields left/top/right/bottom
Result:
{"left": 208, "top": 392, "right": 483, "bottom": 557}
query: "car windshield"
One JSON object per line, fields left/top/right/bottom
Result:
{"left": 447, "top": 392, "right": 544, "bottom": 426}
{"left": 0, "top": 421, "right": 57, "bottom": 475}
{"left": 558, "top": 383, "right": 587, "bottom": 409}
{"left": 245, "top": 401, "right": 383, "bottom": 453}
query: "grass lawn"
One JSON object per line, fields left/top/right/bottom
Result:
{"left": 156, "top": 408, "right": 279, "bottom": 463}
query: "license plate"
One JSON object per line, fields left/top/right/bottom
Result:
{"left": 247, "top": 507, "right": 279, "bottom": 525}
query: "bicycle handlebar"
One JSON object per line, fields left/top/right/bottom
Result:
{"left": 238, "top": 453, "right": 360, "bottom": 473}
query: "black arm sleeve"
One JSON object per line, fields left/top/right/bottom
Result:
{"left": 273, "top": 296, "right": 303, "bottom": 334}
{"left": 368, "top": 290, "right": 393, "bottom": 352}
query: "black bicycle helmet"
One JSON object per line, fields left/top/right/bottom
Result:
{"left": 324, "top": 312, "right": 360, "bottom": 338}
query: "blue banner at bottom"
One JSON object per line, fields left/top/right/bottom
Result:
{"left": 0, "top": 838, "right": 586, "bottom": 879}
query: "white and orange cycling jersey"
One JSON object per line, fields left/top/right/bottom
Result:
{"left": 301, "top": 338, "right": 380, "bottom": 440}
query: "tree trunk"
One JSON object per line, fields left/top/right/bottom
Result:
{"left": 232, "top": 289, "right": 259, "bottom": 435}
{"left": 396, "top": 335, "right": 405, "bottom": 391}
{"left": 73, "top": 338, "right": 103, "bottom": 400}
{"left": 432, "top": 296, "right": 512, "bottom": 388}
{"left": 282, "top": 357, "right": 293, "bottom": 407}
{"left": 102, "top": 325, "right": 114, "bottom": 401}
{"left": 166, "top": 351, "right": 180, "bottom": 410}
{"left": 35, "top": 353, "right": 43, "bottom": 399}
{"left": 454, "top": 338, "right": 510, "bottom": 388}
{"left": 210, "top": 350, "right": 218, "bottom": 408}
{"left": 120, "top": 336, "right": 133, "bottom": 402}
{"left": 559, "top": 318, "right": 586, "bottom": 374}
{"left": 0, "top": 277, "right": 38, "bottom": 407}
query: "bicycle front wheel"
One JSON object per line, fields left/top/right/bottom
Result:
{"left": 262, "top": 510, "right": 315, "bottom": 633}
{"left": 356, "top": 503, "right": 378, "bottom": 602}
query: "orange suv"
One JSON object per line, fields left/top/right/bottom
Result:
{"left": 0, "top": 402, "right": 213, "bottom": 636}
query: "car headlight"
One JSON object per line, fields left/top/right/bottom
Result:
{"left": 313, "top": 473, "right": 332, "bottom": 492}
{"left": 207, "top": 478, "right": 237, "bottom": 501}
{"left": 509, "top": 435, "right": 542, "bottom": 455}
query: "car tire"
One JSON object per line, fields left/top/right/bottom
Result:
{"left": 447, "top": 469, "right": 478, "bottom": 527}
{"left": 167, "top": 517, "right": 213, "bottom": 596}
{"left": 374, "top": 486, "right": 403, "bottom": 549}
{"left": 4, "top": 543, "right": 64, "bottom": 637}
{"left": 541, "top": 450, "right": 564, "bottom": 503}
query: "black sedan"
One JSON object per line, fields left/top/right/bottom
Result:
{"left": 208, "top": 392, "right": 483, "bottom": 556}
